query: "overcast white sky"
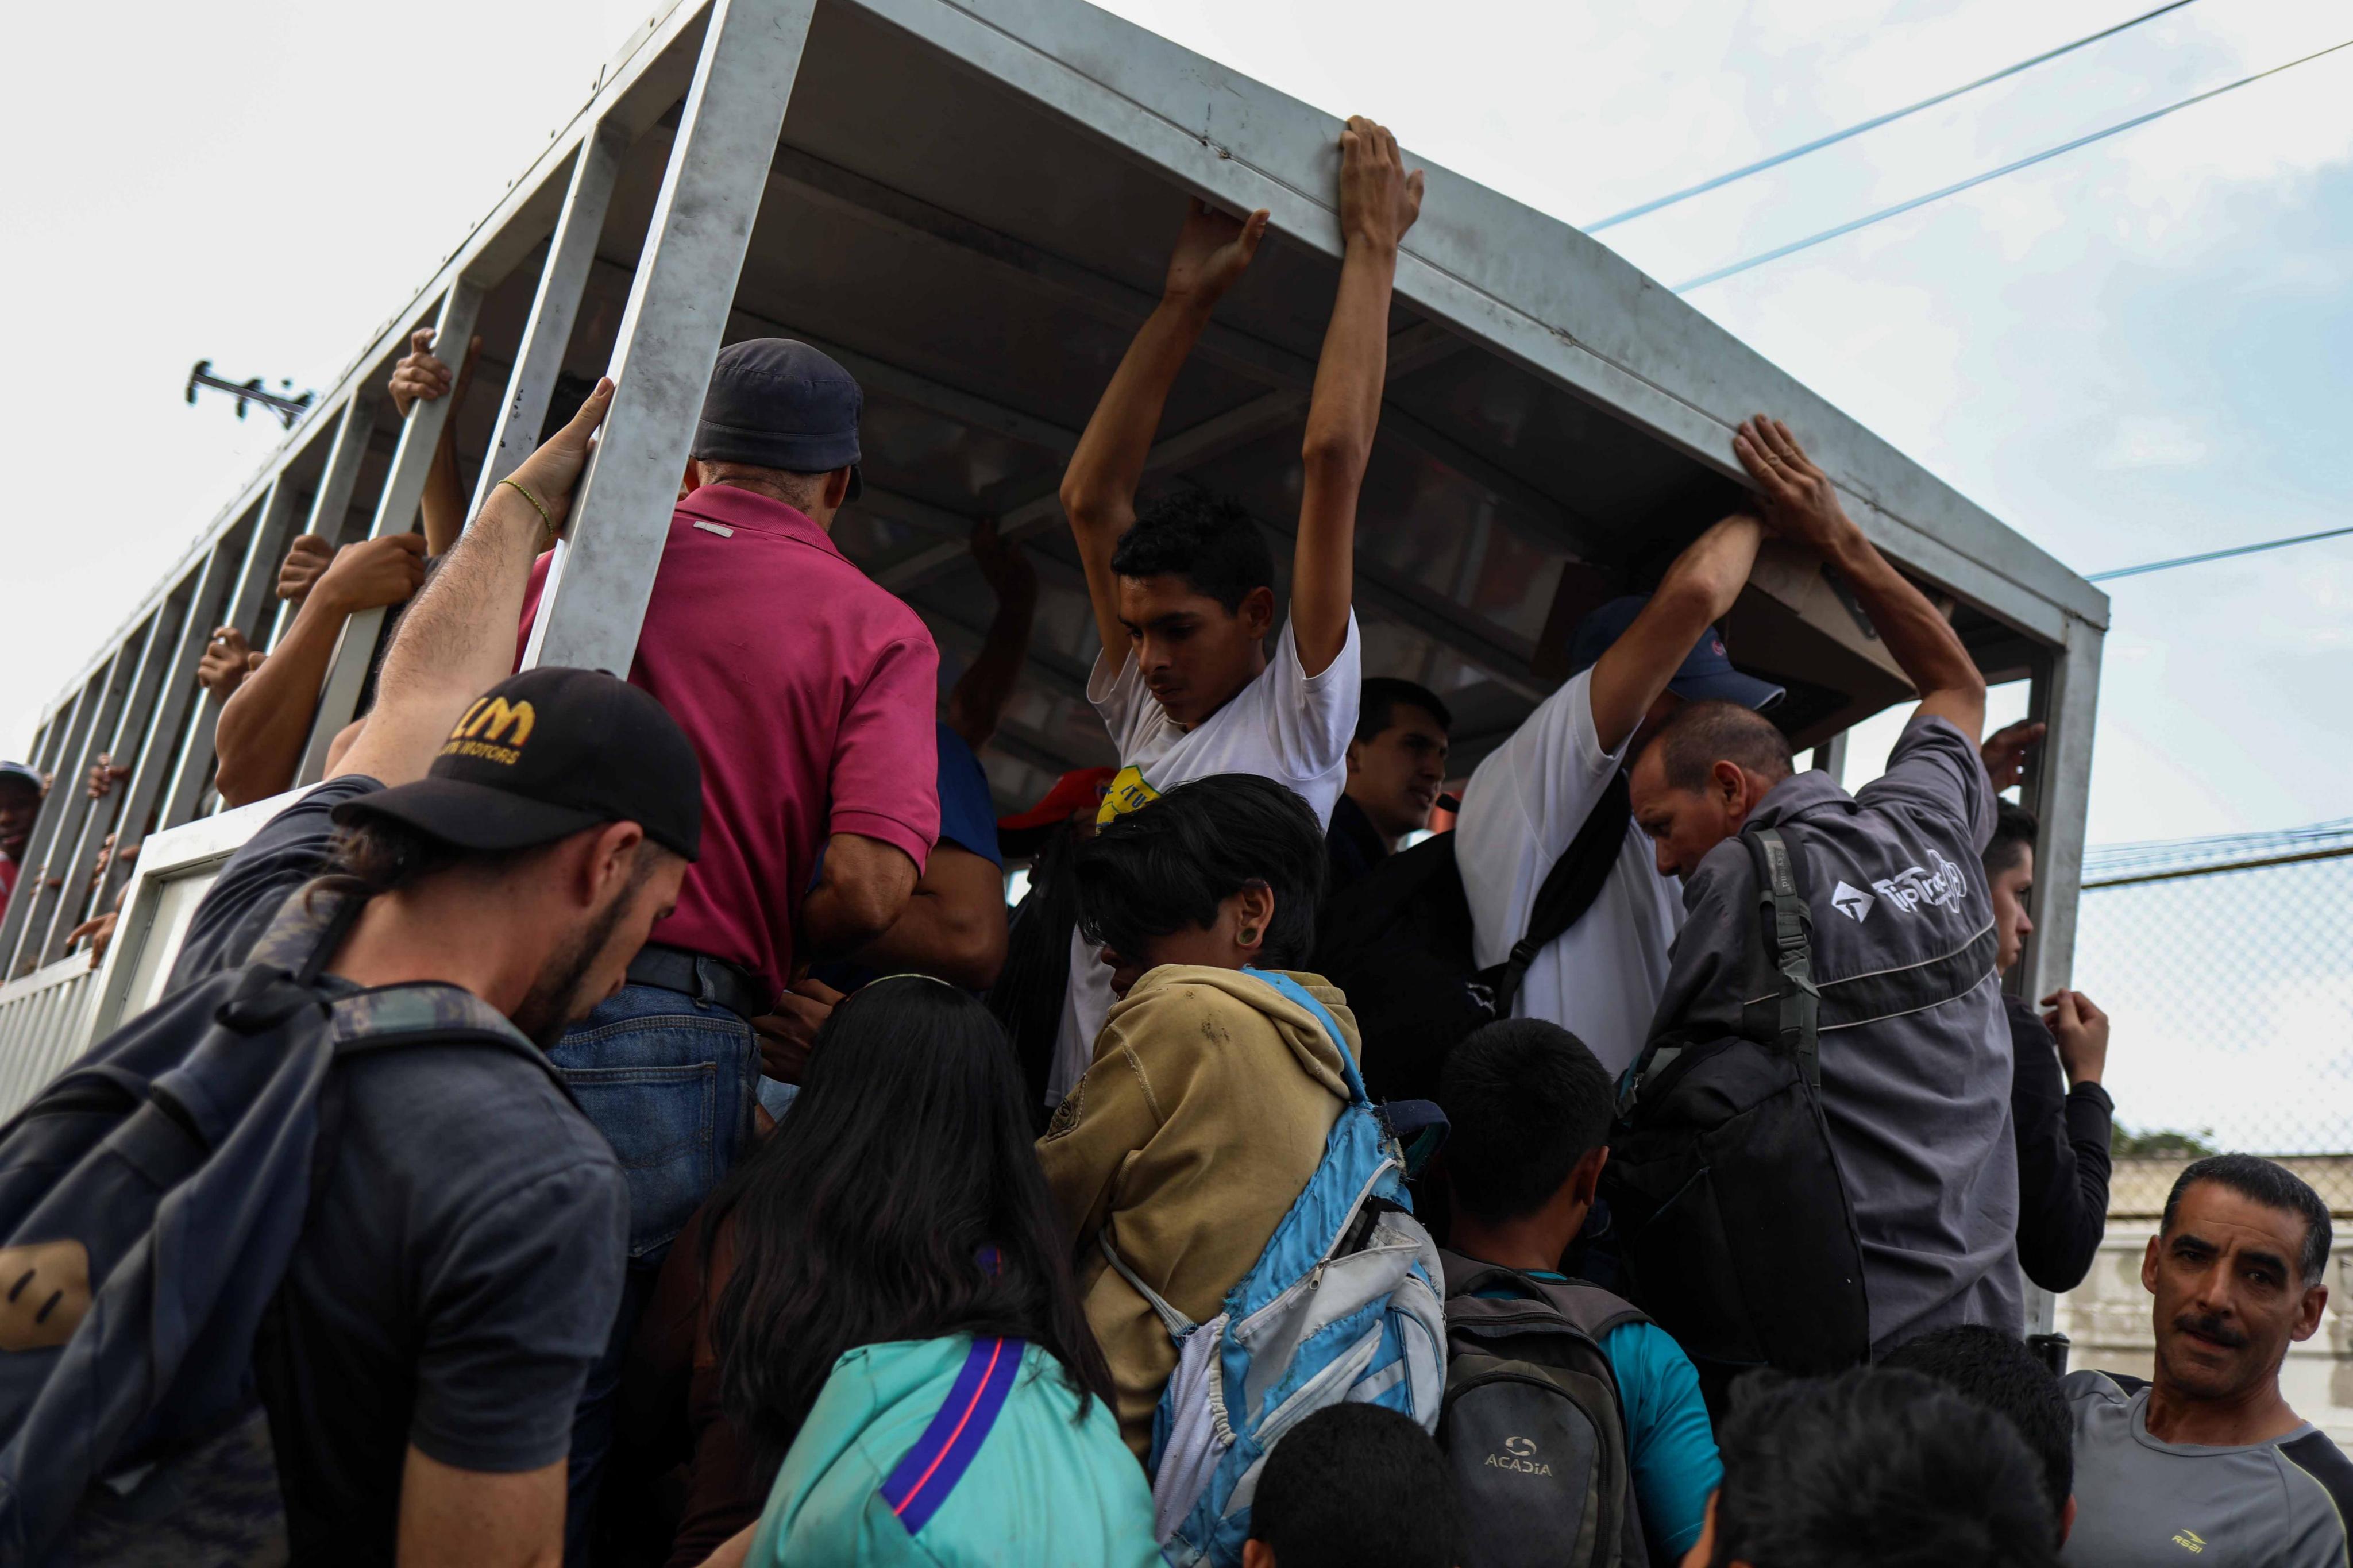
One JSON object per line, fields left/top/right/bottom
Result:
{"left": 2, "top": 0, "right": 2348, "bottom": 852}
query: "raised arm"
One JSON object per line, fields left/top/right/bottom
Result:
{"left": 1060, "top": 200, "right": 1268, "bottom": 663}
{"left": 944, "top": 518, "right": 1037, "bottom": 751}
{"left": 213, "top": 533, "right": 426, "bottom": 805}
{"left": 330, "top": 380, "right": 614, "bottom": 789}
{"left": 1588, "top": 513, "right": 1765, "bottom": 754}
{"left": 1291, "top": 116, "right": 1422, "bottom": 677}
{"left": 1734, "top": 415, "right": 1988, "bottom": 739}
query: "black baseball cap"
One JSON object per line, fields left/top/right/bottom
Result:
{"left": 333, "top": 667, "right": 702, "bottom": 859}
{"left": 0, "top": 762, "right": 41, "bottom": 797}
{"left": 1568, "top": 595, "right": 1785, "bottom": 710}
{"left": 692, "top": 338, "right": 863, "bottom": 500}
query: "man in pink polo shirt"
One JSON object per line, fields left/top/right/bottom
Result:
{"left": 518, "top": 339, "right": 939, "bottom": 1546}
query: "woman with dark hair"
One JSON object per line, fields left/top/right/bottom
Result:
{"left": 687, "top": 976, "right": 1154, "bottom": 1566}
{"left": 1039, "top": 773, "right": 1364, "bottom": 1457}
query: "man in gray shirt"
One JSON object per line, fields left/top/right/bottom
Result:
{"left": 2065, "top": 1154, "right": 2349, "bottom": 1566}
{"left": 1629, "top": 414, "right": 2019, "bottom": 1355}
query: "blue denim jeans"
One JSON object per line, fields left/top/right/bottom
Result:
{"left": 551, "top": 982, "right": 761, "bottom": 1563}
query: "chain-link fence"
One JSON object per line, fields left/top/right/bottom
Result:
{"left": 2072, "top": 817, "right": 2353, "bottom": 1211}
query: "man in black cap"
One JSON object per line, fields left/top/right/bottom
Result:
{"left": 160, "top": 380, "right": 712, "bottom": 1566}
{"left": 512, "top": 338, "right": 941, "bottom": 1534}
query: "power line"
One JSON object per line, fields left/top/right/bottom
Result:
{"left": 1673, "top": 36, "right": 2353, "bottom": 291}
{"left": 2088, "top": 523, "right": 2353, "bottom": 582}
{"left": 1588, "top": 0, "right": 2198, "bottom": 233}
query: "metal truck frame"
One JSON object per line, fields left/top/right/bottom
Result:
{"left": 0, "top": 0, "right": 2105, "bottom": 1117}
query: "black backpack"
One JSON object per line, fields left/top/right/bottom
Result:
{"left": 1437, "top": 1250, "right": 1649, "bottom": 1568}
{"left": 1600, "top": 825, "right": 1870, "bottom": 1415}
{"left": 1312, "top": 774, "right": 1631, "bottom": 1103}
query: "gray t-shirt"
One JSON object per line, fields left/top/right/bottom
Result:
{"left": 1646, "top": 712, "right": 2019, "bottom": 1353}
{"left": 2064, "top": 1370, "right": 2353, "bottom": 1567}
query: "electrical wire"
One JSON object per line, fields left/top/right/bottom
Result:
{"left": 2088, "top": 523, "right": 2353, "bottom": 582}
{"left": 1587, "top": 0, "right": 2198, "bottom": 232}
{"left": 1672, "top": 36, "right": 2353, "bottom": 291}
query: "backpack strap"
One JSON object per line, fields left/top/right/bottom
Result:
{"left": 1747, "top": 825, "right": 1822, "bottom": 1091}
{"left": 1438, "top": 1252, "right": 1649, "bottom": 1338}
{"left": 1489, "top": 771, "right": 1631, "bottom": 1019}
{"left": 1099, "top": 1231, "right": 1198, "bottom": 1343}
{"left": 1244, "top": 969, "right": 1369, "bottom": 1106}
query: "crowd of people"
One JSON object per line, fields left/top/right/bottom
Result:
{"left": 2, "top": 114, "right": 2346, "bottom": 1568}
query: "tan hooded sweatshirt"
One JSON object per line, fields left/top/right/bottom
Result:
{"left": 1037, "top": 964, "right": 1360, "bottom": 1459}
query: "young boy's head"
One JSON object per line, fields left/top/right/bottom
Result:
{"left": 1691, "top": 1367, "right": 2057, "bottom": 1568}
{"left": 1440, "top": 1018, "right": 1615, "bottom": 1250}
{"left": 1244, "top": 1403, "right": 1461, "bottom": 1568}
{"left": 1109, "top": 490, "right": 1277, "bottom": 727}
{"left": 1881, "top": 1324, "right": 2074, "bottom": 1545}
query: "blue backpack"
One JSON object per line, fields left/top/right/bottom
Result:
{"left": 1101, "top": 970, "right": 1449, "bottom": 1567}
{"left": 0, "top": 893, "right": 546, "bottom": 1563}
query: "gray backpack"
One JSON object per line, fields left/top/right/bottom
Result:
{"left": 1437, "top": 1251, "right": 1648, "bottom": 1568}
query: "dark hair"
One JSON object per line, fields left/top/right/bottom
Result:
{"left": 1712, "top": 1367, "right": 2058, "bottom": 1568}
{"left": 706, "top": 978, "right": 1113, "bottom": 1468}
{"left": 1642, "top": 698, "right": 1793, "bottom": 793}
{"left": 1440, "top": 1019, "right": 1614, "bottom": 1223}
{"left": 1356, "top": 678, "right": 1453, "bottom": 748}
{"left": 1881, "top": 1326, "right": 2072, "bottom": 1534}
{"left": 1109, "top": 489, "right": 1275, "bottom": 613}
{"left": 1247, "top": 1403, "right": 1463, "bottom": 1567}
{"left": 1074, "top": 774, "right": 1325, "bottom": 971}
{"left": 322, "top": 813, "right": 672, "bottom": 898}
{"left": 2163, "top": 1153, "right": 2333, "bottom": 1285}
{"left": 325, "top": 814, "right": 551, "bottom": 895}
{"left": 1985, "top": 802, "right": 2038, "bottom": 878}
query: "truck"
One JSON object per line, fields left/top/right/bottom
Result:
{"left": 0, "top": 0, "right": 2107, "bottom": 1119}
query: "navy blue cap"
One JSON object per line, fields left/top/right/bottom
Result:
{"left": 692, "top": 338, "right": 863, "bottom": 500}
{"left": 1567, "top": 595, "right": 1784, "bottom": 710}
{"left": 0, "top": 762, "right": 41, "bottom": 795}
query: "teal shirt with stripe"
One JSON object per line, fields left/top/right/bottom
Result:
{"left": 1468, "top": 1271, "right": 1723, "bottom": 1557}
{"left": 747, "top": 1335, "right": 1158, "bottom": 1567}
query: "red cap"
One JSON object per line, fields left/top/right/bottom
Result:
{"left": 998, "top": 767, "right": 1117, "bottom": 832}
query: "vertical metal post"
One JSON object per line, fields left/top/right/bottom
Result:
{"left": 296, "top": 288, "right": 484, "bottom": 786}
{"left": 526, "top": 0, "right": 817, "bottom": 675}
{"left": 267, "top": 397, "right": 379, "bottom": 652}
{"left": 2022, "top": 615, "right": 2102, "bottom": 1005}
{"left": 469, "top": 123, "right": 628, "bottom": 518}
{"left": 23, "top": 692, "right": 80, "bottom": 779}
{"left": 38, "top": 608, "right": 175, "bottom": 964}
{"left": 1809, "top": 730, "right": 1849, "bottom": 787}
{"left": 2018, "top": 616, "right": 2100, "bottom": 1339}
{"left": 99, "top": 532, "right": 245, "bottom": 906}
{"left": 1, "top": 650, "right": 130, "bottom": 977}
{"left": 156, "top": 476, "right": 304, "bottom": 828}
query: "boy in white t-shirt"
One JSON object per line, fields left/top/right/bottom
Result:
{"left": 1046, "top": 116, "right": 1424, "bottom": 1101}
{"left": 1453, "top": 514, "right": 1778, "bottom": 1077}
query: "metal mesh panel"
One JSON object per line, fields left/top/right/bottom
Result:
{"left": 2074, "top": 818, "right": 2353, "bottom": 1211}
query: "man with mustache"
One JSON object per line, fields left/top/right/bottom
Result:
{"left": 2062, "top": 1153, "right": 2349, "bottom": 1566}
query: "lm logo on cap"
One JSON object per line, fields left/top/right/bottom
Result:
{"left": 442, "top": 696, "right": 536, "bottom": 767}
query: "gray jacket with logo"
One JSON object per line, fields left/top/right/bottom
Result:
{"left": 1645, "top": 712, "right": 2020, "bottom": 1354}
